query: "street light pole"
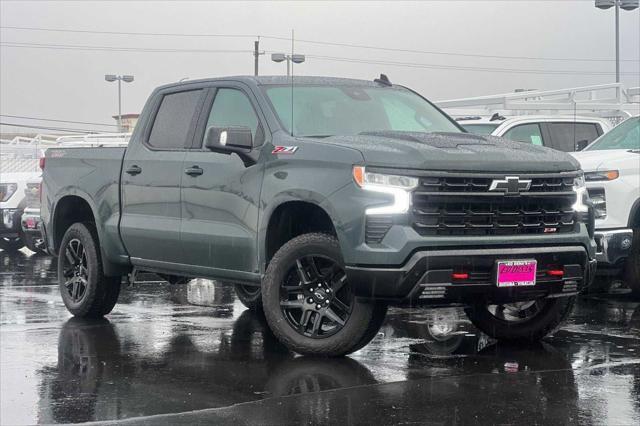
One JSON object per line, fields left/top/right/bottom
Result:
{"left": 105, "top": 74, "right": 134, "bottom": 132}
{"left": 595, "top": 0, "right": 639, "bottom": 85}
{"left": 271, "top": 53, "right": 305, "bottom": 76}
{"left": 118, "top": 78, "right": 122, "bottom": 130}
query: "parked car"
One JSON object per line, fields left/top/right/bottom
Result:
{"left": 459, "top": 115, "right": 611, "bottom": 152}
{"left": 1, "top": 171, "right": 41, "bottom": 251}
{"left": 571, "top": 116, "right": 640, "bottom": 294}
{"left": 41, "top": 75, "right": 597, "bottom": 356}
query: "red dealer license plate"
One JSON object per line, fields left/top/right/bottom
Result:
{"left": 496, "top": 260, "right": 537, "bottom": 287}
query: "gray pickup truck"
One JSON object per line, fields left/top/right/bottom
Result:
{"left": 42, "top": 76, "right": 597, "bottom": 356}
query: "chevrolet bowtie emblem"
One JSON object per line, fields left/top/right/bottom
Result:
{"left": 489, "top": 176, "right": 532, "bottom": 195}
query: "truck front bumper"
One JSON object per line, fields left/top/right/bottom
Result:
{"left": 594, "top": 229, "right": 633, "bottom": 266}
{"left": 345, "top": 245, "right": 596, "bottom": 306}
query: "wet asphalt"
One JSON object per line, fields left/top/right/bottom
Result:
{"left": 1, "top": 250, "right": 639, "bottom": 425}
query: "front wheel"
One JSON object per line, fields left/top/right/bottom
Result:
{"left": 262, "top": 233, "right": 385, "bottom": 356}
{"left": 58, "top": 223, "right": 121, "bottom": 318}
{"left": 465, "top": 296, "right": 575, "bottom": 341}
{"left": 234, "top": 284, "right": 262, "bottom": 310}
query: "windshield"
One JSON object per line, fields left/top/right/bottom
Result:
{"left": 461, "top": 123, "right": 499, "bottom": 135}
{"left": 263, "top": 85, "right": 461, "bottom": 137}
{"left": 585, "top": 117, "right": 639, "bottom": 151}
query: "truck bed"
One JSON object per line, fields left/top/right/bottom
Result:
{"left": 42, "top": 147, "right": 128, "bottom": 263}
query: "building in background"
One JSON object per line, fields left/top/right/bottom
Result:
{"left": 113, "top": 114, "right": 139, "bottom": 133}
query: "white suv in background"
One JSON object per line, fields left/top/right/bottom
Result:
{"left": 459, "top": 115, "right": 612, "bottom": 152}
{"left": 571, "top": 116, "right": 640, "bottom": 294}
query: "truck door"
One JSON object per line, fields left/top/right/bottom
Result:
{"left": 120, "top": 88, "right": 205, "bottom": 264}
{"left": 180, "top": 86, "right": 265, "bottom": 276}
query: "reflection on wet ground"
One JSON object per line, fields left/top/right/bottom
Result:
{"left": 1, "top": 250, "right": 639, "bottom": 425}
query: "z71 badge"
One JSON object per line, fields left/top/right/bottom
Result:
{"left": 272, "top": 146, "right": 298, "bottom": 154}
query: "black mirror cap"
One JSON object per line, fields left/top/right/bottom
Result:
{"left": 205, "top": 126, "right": 253, "bottom": 152}
{"left": 575, "top": 139, "right": 589, "bottom": 151}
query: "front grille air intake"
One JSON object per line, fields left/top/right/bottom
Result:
{"left": 411, "top": 172, "right": 579, "bottom": 237}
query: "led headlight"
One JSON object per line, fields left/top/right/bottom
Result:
{"left": 572, "top": 173, "right": 590, "bottom": 213}
{"left": 353, "top": 166, "right": 418, "bottom": 215}
{"left": 584, "top": 170, "right": 619, "bottom": 182}
{"left": 0, "top": 183, "right": 18, "bottom": 202}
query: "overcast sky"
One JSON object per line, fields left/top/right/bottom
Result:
{"left": 1, "top": 0, "right": 639, "bottom": 134}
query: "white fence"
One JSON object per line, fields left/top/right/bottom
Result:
{"left": 0, "top": 132, "right": 131, "bottom": 174}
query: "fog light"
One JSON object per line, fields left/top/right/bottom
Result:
{"left": 547, "top": 269, "right": 564, "bottom": 277}
{"left": 621, "top": 237, "right": 633, "bottom": 251}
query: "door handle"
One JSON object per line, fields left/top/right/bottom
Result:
{"left": 184, "top": 166, "right": 203, "bottom": 176}
{"left": 126, "top": 165, "right": 142, "bottom": 176}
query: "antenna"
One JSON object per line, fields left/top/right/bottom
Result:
{"left": 290, "top": 29, "right": 294, "bottom": 137}
{"left": 374, "top": 74, "right": 392, "bottom": 87}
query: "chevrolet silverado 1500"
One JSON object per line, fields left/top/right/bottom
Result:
{"left": 42, "top": 76, "right": 597, "bottom": 356}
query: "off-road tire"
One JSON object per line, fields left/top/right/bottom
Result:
{"left": 624, "top": 230, "right": 640, "bottom": 296}
{"left": 234, "top": 284, "right": 263, "bottom": 310}
{"left": 262, "top": 233, "right": 384, "bottom": 357}
{"left": 0, "top": 235, "right": 25, "bottom": 252}
{"left": 464, "top": 296, "right": 575, "bottom": 341}
{"left": 58, "top": 223, "right": 121, "bottom": 317}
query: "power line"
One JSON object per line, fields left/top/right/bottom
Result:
{"left": 0, "top": 25, "right": 259, "bottom": 39}
{"left": 305, "top": 54, "right": 639, "bottom": 76}
{"left": 2, "top": 25, "right": 638, "bottom": 63}
{"left": 2, "top": 41, "right": 637, "bottom": 76}
{"left": 0, "top": 42, "right": 253, "bottom": 54}
{"left": 0, "top": 122, "right": 104, "bottom": 133}
{"left": 0, "top": 114, "right": 118, "bottom": 127}
{"left": 264, "top": 36, "right": 640, "bottom": 63}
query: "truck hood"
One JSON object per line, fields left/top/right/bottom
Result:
{"left": 0, "top": 171, "right": 41, "bottom": 184}
{"left": 316, "top": 131, "right": 580, "bottom": 173}
{"left": 570, "top": 149, "right": 638, "bottom": 172}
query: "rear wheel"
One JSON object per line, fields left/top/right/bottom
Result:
{"left": 262, "top": 233, "right": 385, "bottom": 356}
{"left": 465, "top": 296, "right": 575, "bottom": 341}
{"left": 0, "top": 235, "right": 25, "bottom": 252}
{"left": 58, "top": 223, "right": 121, "bottom": 318}
{"left": 625, "top": 230, "right": 640, "bottom": 296}
{"left": 234, "top": 284, "right": 262, "bottom": 310}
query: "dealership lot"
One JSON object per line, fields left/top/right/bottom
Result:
{"left": 1, "top": 249, "right": 638, "bottom": 425}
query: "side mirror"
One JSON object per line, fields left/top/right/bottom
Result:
{"left": 204, "top": 126, "right": 253, "bottom": 153}
{"left": 575, "top": 139, "right": 589, "bottom": 151}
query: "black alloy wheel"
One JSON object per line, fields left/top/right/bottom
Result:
{"left": 279, "top": 255, "right": 353, "bottom": 339}
{"left": 62, "top": 238, "right": 89, "bottom": 303}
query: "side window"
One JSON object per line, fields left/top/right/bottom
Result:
{"left": 503, "top": 124, "right": 544, "bottom": 146}
{"left": 148, "top": 90, "right": 202, "bottom": 149}
{"left": 204, "top": 88, "right": 261, "bottom": 145}
{"left": 547, "top": 122, "right": 601, "bottom": 152}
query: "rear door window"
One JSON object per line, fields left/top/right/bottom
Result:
{"left": 546, "top": 122, "right": 602, "bottom": 152}
{"left": 148, "top": 90, "right": 203, "bottom": 149}
{"left": 502, "top": 123, "right": 544, "bottom": 146}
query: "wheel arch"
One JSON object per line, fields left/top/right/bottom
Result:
{"left": 51, "top": 193, "right": 129, "bottom": 276}
{"left": 261, "top": 196, "right": 342, "bottom": 272}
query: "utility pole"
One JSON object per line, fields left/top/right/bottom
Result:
{"left": 253, "top": 39, "right": 265, "bottom": 76}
